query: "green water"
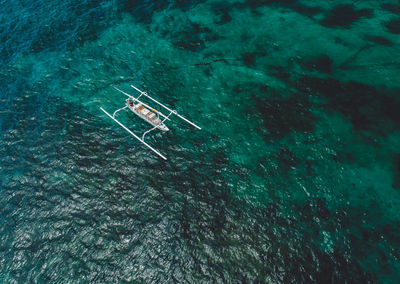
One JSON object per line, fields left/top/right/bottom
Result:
{"left": 1, "top": 0, "right": 400, "bottom": 282}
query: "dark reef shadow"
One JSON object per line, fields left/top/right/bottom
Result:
{"left": 172, "top": 22, "right": 220, "bottom": 51}
{"left": 384, "top": 18, "right": 400, "bottom": 34}
{"left": 320, "top": 4, "right": 373, "bottom": 28}
{"left": 393, "top": 154, "right": 400, "bottom": 189}
{"left": 211, "top": 0, "right": 323, "bottom": 25}
{"left": 123, "top": 0, "right": 206, "bottom": 23}
{"left": 364, "top": 34, "right": 394, "bottom": 46}
{"left": 237, "top": 84, "right": 317, "bottom": 141}
{"left": 381, "top": 3, "right": 400, "bottom": 14}
{"left": 301, "top": 55, "right": 334, "bottom": 74}
{"left": 296, "top": 76, "right": 400, "bottom": 135}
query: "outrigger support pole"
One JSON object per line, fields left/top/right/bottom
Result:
{"left": 130, "top": 85, "right": 202, "bottom": 130}
{"left": 142, "top": 109, "right": 175, "bottom": 141}
{"left": 113, "top": 105, "right": 128, "bottom": 118}
{"left": 100, "top": 107, "right": 167, "bottom": 160}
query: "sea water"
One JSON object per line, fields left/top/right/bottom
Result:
{"left": 0, "top": 0, "right": 399, "bottom": 282}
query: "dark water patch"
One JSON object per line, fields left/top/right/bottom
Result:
{"left": 333, "top": 36, "right": 350, "bottom": 47}
{"left": 265, "top": 0, "right": 298, "bottom": 4}
{"left": 320, "top": 4, "right": 373, "bottom": 28}
{"left": 381, "top": 222, "right": 400, "bottom": 247}
{"left": 290, "top": 197, "right": 400, "bottom": 281}
{"left": 302, "top": 54, "right": 333, "bottom": 74}
{"left": 290, "top": 3, "right": 323, "bottom": 18}
{"left": 31, "top": 8, "right": 106, "bottom": 52}
{"left": 202, "top": 67, "right": 212, "bottom": 77}
{"left": 269, "top": 146, "right": 318, "bottom": 177}
{"left": 123, "top": 0, "right": 205, "bottom": 23}
{"left": 123, "top": 0, "right": 171, "bottom": 23}
{"left": 305, "top": 245, "right": 372, "bottom": 282}
{"left": 242, "top": 52, "right": 258, "bottom": 67}
{"left": 212, "top": 0, "right": 322, "bottom": 20}
{"left": 259, "top": 0, "right": 324, "bottom": 18}
{"left": 235, "top": 0, "right": 268, "bottom": 14}
{"left": 331, "top": 151, "right": 355, "bottom": 164}
{"left": 305, "top": 159, "right": 316, "bottom": 176}
{"left": 167, "top": 58, "right": 241, "bottom": 71}
{"left": 247, "top": 203, "right": 377, "bottom": 283}
{"left": 211, "top": 1, "right": 234, "bottom": 24}
{"left": 250, "top": 88, "right": 317, "bottom": 140}
{"left": 268, "top": 65, "right": 292, "bottom": 81}
{"left": 177, "top": 193, "right": 377, "bottom": 282}
{"left": 300, "top": 198, "right": 331, "bottom": 221}
{"left": 296, "top": 76, "right": 400, "bottom": 134}
{"left": 278, "top": 147, "right": 300, "bottom": 170}
{"left": 254, "top": 156, "right": 272, "bottom": 179}
{"left": 231, "top": 164, "right": 251, "bottom": 183}
{"left": 0, "top": 0, "right": 117, "bottom": 60}
{"left": 393, "top": 154, "right": 400, "bottom": 189}
{"left": 364, "top": 34, "right": 394, "bottom": 46}
{"left": 2, "top": 99, "right": 114, "bottom": 182}
{"left": 384, "top": 18, "right": 400, "bottom": 34}
{"left": 172, "top": 22, "right": 219, "bottom": 51}
{"left": 152, "top": 11, "right": 221, "bottom": 52}
{"left": 174, "top": 0, "right": 205, "bottom": 11}
{"left": 241, "top": 0, "right": 297, "bottom": 13}
{"left": 381, "top": 3, "right": 400, "bottom": 14}
{"left": 342, "top": 204, "right": 400, "bottom": 278}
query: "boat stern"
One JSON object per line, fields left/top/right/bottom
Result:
{"left": 158, "top": 123, "right": 169, "bottom": 131}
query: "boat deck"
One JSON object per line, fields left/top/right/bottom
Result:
{"left": 126, "top": 99, "right": 167, "bottom": 130}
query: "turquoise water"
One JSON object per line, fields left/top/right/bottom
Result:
{"left": 1, "top": 0, "right": 400, "bottom": 282}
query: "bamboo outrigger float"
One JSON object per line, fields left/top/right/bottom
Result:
{"left": 100, "top": 84, "right": 201, "bottom": 160}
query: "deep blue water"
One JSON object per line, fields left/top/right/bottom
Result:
{"left": 1, "top": 0, "right": 400, "bottom": 282}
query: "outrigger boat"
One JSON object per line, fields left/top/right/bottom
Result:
{"left": 100, "top": 84, "right": 201, "bottom": 160}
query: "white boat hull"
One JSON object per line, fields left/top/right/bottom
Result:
{"left": 126, "top": 100, "right": 169, "bottom": 131}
